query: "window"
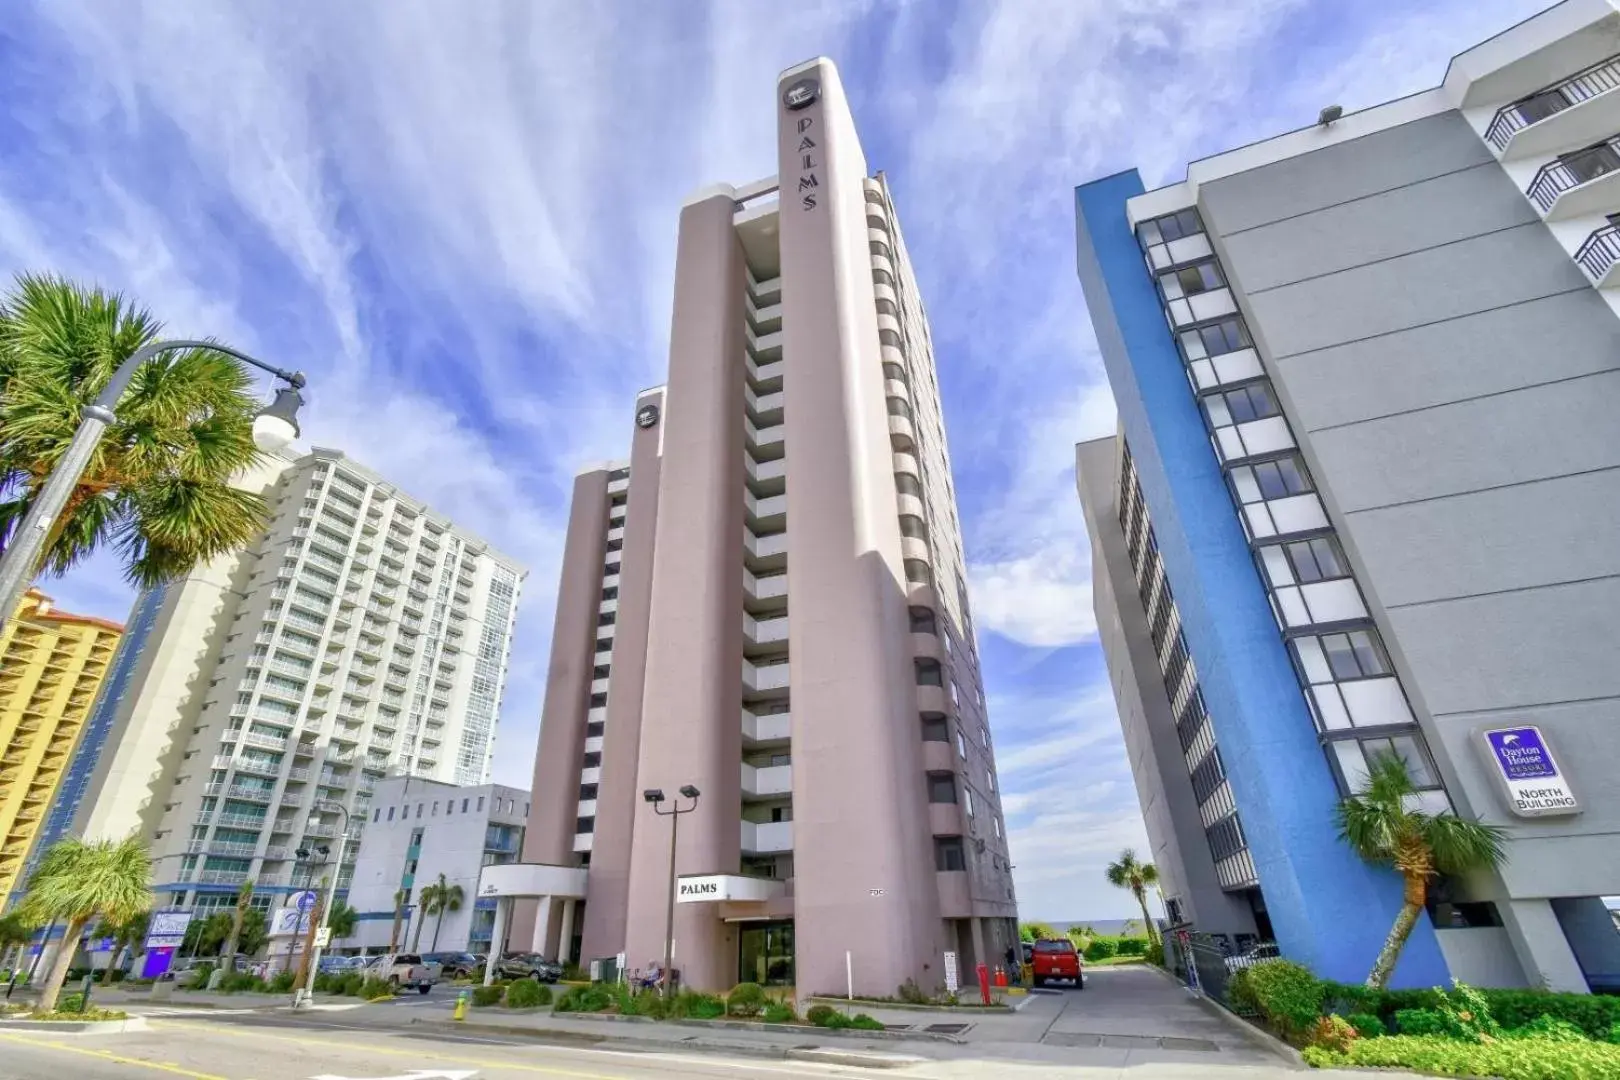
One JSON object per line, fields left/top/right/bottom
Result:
{"left": 934, "top": 836, "right": 966, "bottom": 872}
{"left": 1207, "top": 383, "right": 1280, "bottom": 427}
{"left": 600, "top": 586, "right": 618, "bottom": 601}
{"left": 585, "top": 721, "right": 605, "bottom": 738}
{"left": 582, "top": 751, "right": 602, "bottom": 768}
{"left": 578, "top": 783, "right": 599, "bottom": 800}
{"left": 1172, "top": 262, "right": 1223, "bottom": 296}
{"left": 387, "top": 807, "right": 395, "bottom": 822}
{"left": 993, "top": 816, "right": 1001, "bottom": 840}
{"left": 887, "top": 396, "right": 912, "bottom": 419}
{"left": 898, "top": 515, "right": 928, "bottom": 541}
{"left": 1140, "top": 207, "right": 1202, "bottom": 245}
{"left": 964, "top": 787, "right": 975, "bottom": 817}
{"left": 921, "top": 716, "right": 949, "bottom": 742}
{"left": 1562, "top": 142, "right": 1620, "bottom": 185}
{"left": 589, "top": 692, "right": 607, "bottom": 708}
{"left": 373, "top": 809, "right": 381, "bottom": 823}
{"left": 915, "top": 659, "right": 944, "bottom": 687}
{"left": 904, "top": 559, "right": 932, "bottom": 585}
{"left": 986, "top": 769, "right": 995, "bottom": 794}
{"left": 927, "top": 772, "right": 957, "bottom": 804}
{"left": 909, "top": 606, "right": 937, "bottom": 634}
{"left": 476, "top": 797, "right": 485, "bottom": 811}
{"left": 445, "top": 800, "right": 454, "bottom": 816}
{"left": 895, "top": 474, "right": 923, "bottom": 499}
{"left": 1321, "top": 629, "right": 1391, "bottom": 680}
{"left": 462, "top": 798, "right": 469, "bottom": 813}
{"left": 597, "top": 612, "right": 615, "bottom": 627}
{"left": 1194, "top": 318, "right": 1249, "bottom": 357}
{"left": 576, "top": 817, "right": 595, "bottom": 834}
{"left": 956, "top": 731, "right": 968, "bottom": 759}
{"left": 1332, "top": 734, "right": 1437, "bottom": 791}
{"left": 1283, "top": 537, "right": 1348, "bottom": 583}
{"left": 1242, "top": 455, "right": 1313, "bottom": 502}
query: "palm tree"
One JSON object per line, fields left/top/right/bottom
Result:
{"left": 418, "top": 874, "right": 465, "bottom": 952}
{"left": 100, "top": 909, "right": 150, "bottom": 984}
{"left": 15, "top": 838, "right": 151, "bottom": 1012}
{"left": 0, "top": 274, "right": 271, "bottom": 588}
{"left": 0, "top": 910, "right": 36, "bottom": 972}
{"left": 220, "top": 880, "right": 256, "bottom": 963}
{"left": 1105, "top": 849, "right": 1161, "bottom": 944}
{"left": 325, "top": 900, "right": 359, "bottom": 942}
{"left": 388, "top": 889, "right": 410, "bottom": 952}
{"left": 1337, "top": 753, "right": 1507, "bottom": 989}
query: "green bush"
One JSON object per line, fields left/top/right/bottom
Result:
{"left": 805, "top": 1003, "right": 836, "bottom": 1026}
{"left": 1346, "top": 1012, "right": 1386, "bottom": 1038}
{"left": 359, "top": 977, "right": 396, "bottom": 1000}
{"left": 1113, "top": 937, "right": 1149, "bottom": 957}
{"left": 1322, "top": 982, "right": 1620, "bottom": 1042}
{"left": 821, "top": 1012, "right": 853, "bottom": 1029}
{"left": 682, "top": 992, "right": 726, "bottom": 1020}
{"left": 1225, "top": 965, "right": 1260, "bottom": 1016}
{"left": 1608, "top": 1022, "right": 1620, "bottom": 1046}
{"left": 1082, "top": 938, "right": 1117, "bottom": 961}
{"left": 471, "top": 985, "right": 503, "bottom": 1007}
{"left": 57, "top": 992, "right": 85, "bottom": 1012}
{"left": 896, "top": 978, "right": 929, "bottom": 1005}
{"left": 186, "top": 962, "right": 215, "bottom": 988}
{"left": 1303, "top": 1033, "right": 1620, "bottom": 1079}
{"left": 620, "top": 990, "right": 668, "bottom": 1018}
{"left": 762, "top": 1001, "right": 796, "bottom": 1024}
{"left": 726, "top": 982, "right": 766, "bottom": 1017}
{"left": 1244, "top": 960, "right": 1325, "bottom": 1041}
{"left": 1504, "top": 1015, "right": 1587, "bottom": 1043}
{"left": 552, "top": 986, "right": 613, "bottom": 1013}
{"left": 504, "top": 979, "right": 549, "bottom": 1009}
{"left": 1144, "top": 940, "right": 1165, "bottom": 968}
{"left": 268, "top": 971, "right": 296, "bottom": 994}
{"left": 337, "top": 972, "right": 365, "bottom": 997}
{"left": 849, "top": 1013, "right": 885, "bottom": 1031}
{"left": 219, "top": 972, "right": 265, "bottom": 993}
{"left": 1308, "top": 1014, "right": 1357, "bottom": 1053}
{"left": 1395, "top": 1008, "right": 1452, "bottom": 1037}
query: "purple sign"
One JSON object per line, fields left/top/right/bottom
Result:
{"left": 142, "top": 948, "right": 176, "bottom": 980}
{"left": 1487, "top": 728, "right": 1558, "bottom": 780}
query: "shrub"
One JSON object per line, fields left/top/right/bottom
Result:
{"left": 471, "top": 985, "right": 503, "bottom": 1007}
{"left": 1308, "top": 1014, "right": 1358, "bottom": 1053}
{"left": 1436, "top": 980, "right": 1500, "bottom": 1041}
{"left": 553, "top": 986, "right": 613, "bottom": 1013}
{"left": 1083, "top": 938, "right": 1117, "bottom": 962}
{"left": 821, "top": 1012, "right": 853, "bottom": 1029}
{"left": 762, "top": 1001, "right": 796, "bottom": 1024}
{"left": 504, "top": 979, "right": 549, "bottom": 1009}
{"left": 1113, "top": 937, "right": 1149, "bottom": 957}
{"left": 187, "top": 962, "right": 215, "bottom": 987}
{"left": 1224, "top": 965, "right": 1260, "bottom": 1016}
{"left": 1321, "top": 983, "right": 1620, "bottom": 1042}
{"left": 219, "top": 972, "right": 265, "bottom": 993}
{"left": 57, "top": 992, "right": 85, "bottom": 1012}
{"left": 682, "top": 992, "right": 726, "bottom": 1020}
{"left": 359, "top": 977, "right": 396, "bottom": 1000}
{"left": 1244, "top": 960, "right": 1325, "bottom": 1041}
{"left": 1395, "top": 1008, "right": 1453, "bottom": 1037}
{"left": 805, "top": 1004, "right": 836, "bottom": 1027}
{"left": 1303, "top": 1033, "right": 1620, "bottom": 1080}
{"left": 268, "top": 971, "right": 296, "bottom": 994}
{"left": 849, "top": 1013, "right": 885, "bottom": 1031}
{"left": 26, "top": 1006, "right": 130, "bottom": 1021}
{"left": 726, "top": 982, "right": 766, "bottom": 1017}
{"left": 338, "top": 972, "right": 365, "bottom": 997}
{"left": 897, "top": 978, "right": 929, "bottom": 1005}
{"left": 1345, "top": 1012, "right": 1386, "bottom": 1038}
{"left": 1504, "top": 1015, "right": 1587, "bottom": 1043}
{"left": 1144, "top": 940, "right": 1165, "bottom": 968}
{"left": 620, "top": 990, "right": 668, "bottom": 1018}
{"left": 1608, "top": 1022, "right": 1620, "bottom": 1046}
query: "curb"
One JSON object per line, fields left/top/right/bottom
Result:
{"left": 806, "top": 995, "right": 1013, "bottom": 1014}
{"left": 787, "top": 1047, "right": 930, "bottom": 1069}
{"left": 0, "top": 1015, "right": 149, "bottom": 1035}
{"left": 546, "top": 1009, "right": 961, "bottom": 1043}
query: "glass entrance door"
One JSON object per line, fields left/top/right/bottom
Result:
{"left": 737, "top": 920, "right": 795, "bottom": 986}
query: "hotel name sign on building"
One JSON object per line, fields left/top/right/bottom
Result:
{"left": 784, "top": 76, "right": 821, "bottom": 211}
{"left": 1478, "top": 725, "right": 1579, "bottom": 818}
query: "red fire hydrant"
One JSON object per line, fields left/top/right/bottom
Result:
{"left": 976, "top": 962, "right": 991, "bottom": 1005}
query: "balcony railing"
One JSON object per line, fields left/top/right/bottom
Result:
{"left": 1576, "top": 221, "right": 1620, "bottom": 282}
{"left": 197, "top": 869, "right": 250, "bottom": 885}
{"left": 1487, "top": 53, "right": 1620, "bottom": 150}
{"left": 1528, "top": 135, "right": 1620, "bottom": 211}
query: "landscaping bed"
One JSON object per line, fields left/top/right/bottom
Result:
{"left": 469, "top": 979, "right": 905, "bottom": 1034}
{"left": 1223, "top": 958, "right": 1620, "bottom": 1079}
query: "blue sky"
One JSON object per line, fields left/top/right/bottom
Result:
{"left": 0, "top": 0, "right": 1546, "bottom": 920}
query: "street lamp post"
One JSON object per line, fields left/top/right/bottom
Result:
{"left": 293, "top": 802, "right": 350, "bottom": 1010}
{"left": 0, "top": 339, "right": 306, "bottom": 631}
{"left": 643, "top": 784, "right": 699, "bottom": 996}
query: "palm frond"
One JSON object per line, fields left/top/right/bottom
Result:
{"left": 1425, "top": 813, "right": 1507, "bottom": 876}
{"left": 16, "top": 837, "right": 152, "bottom": 926}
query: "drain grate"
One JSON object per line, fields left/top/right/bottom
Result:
{"left": 1160, "top": 1036, "right": 1220, "bottom": 1052}
{"left": 883, "top": 1023, "right": 913, "bottom": 1031}
{"left": 924, "top": 1022, "right": 971, "bottom": 1035}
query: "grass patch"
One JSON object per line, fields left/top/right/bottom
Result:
{"left": 1304, "top": 1033, "right": 1620, "bottom": 1078}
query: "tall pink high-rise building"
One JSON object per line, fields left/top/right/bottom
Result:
{"left": 514, "top": 58, "right": 1016, "bottom": 995}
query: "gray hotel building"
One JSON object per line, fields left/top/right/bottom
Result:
{"left": 1076, "top": 0, "right": 1620, "bottom": 991}
{"left": 513, "top": 58, "right": 1016, "bottom": 994}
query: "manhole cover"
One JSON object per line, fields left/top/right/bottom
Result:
{"left": 924, "top": 1022, "right": 970, "bottom": 1035}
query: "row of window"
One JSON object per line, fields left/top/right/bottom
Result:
{"left": 375, "top": 792, "right": 525, "bottom": 823}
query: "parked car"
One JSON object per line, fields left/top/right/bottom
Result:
{"left": 423, "top": 952, "right": 482, "bottom": 979}
{"left": 365, "top": 953, "right": 441, "bottom": 993}
{"left": 1031, "top": 938, "right": 1084, "bottom": 989}
{"left": 495, "top": 952, "right": 562, "bottom": 982}
{"left": 318, "top": 954, "right": 366, "bottom": 973}
{"left": 1223, "top": 941, "right": 1281, "bottom": 973}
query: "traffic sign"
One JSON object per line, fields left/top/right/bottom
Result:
{"left": 314, "top": 927, "right": 332, "bottom": 948}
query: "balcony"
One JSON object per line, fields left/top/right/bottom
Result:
{"left": 741, "top": 708, "right": 791, "bottom": 747}
{"left": 1527, "top": 135, "right": 1620, "bottom": 218}
{"left": 197, "top": 869, "right": 250, "bottom": 886}
{"left": 745, "top": 420, "right": 785, "bottom": 457}
{"left": 1487, "top": 53, "right": 1620, "bottom": 159}
{"left": 888, "top": 413, "right": 915, "bottom": 452}
{"left": 748, "top": 356, "right": 784, "bottom": 392}
{"left": 741, "top": 762, "right": 793, "bottom": 800}
{"left": 743, "top": 568, "right": 788, "bottom": 609}
{"left": 747, "top": 328, "right": 783, "bottom": 363}
{"left": 227, "top": 784, "right": 275, "bottom": 802}
{"left": 745, "top": 387, "right": 784, "bottom": 426}
{"left": 742, "top": 658, "right": 791, "bottom": 695}
{"left": 741, "top": 820, "right": 793, "bottom": 855}
{"left": 744, "top": 528, "right": 787, "bottom": 571}
{"left": 1576, "top": 220, "right": 1620, "bottom": 285}
{"left": 742, "top": 613, "right": 789, "bottom": 651}
{"left": 745, "top": 491, "right": 786, "bottom": 530}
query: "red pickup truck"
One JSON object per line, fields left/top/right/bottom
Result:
{"left": 1031, "top": 938, "right": 1084, "bottom": 988}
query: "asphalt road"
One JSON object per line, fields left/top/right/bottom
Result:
{"left": 0, "top": 1015, "right": 879, "bottom": 1080}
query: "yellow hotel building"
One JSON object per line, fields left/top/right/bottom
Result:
{"left": 0, "top": 589, "right": 123, "bottom": 905}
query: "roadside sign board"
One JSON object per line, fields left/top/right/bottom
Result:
{"left": 294, "top": 890, "right": 318, "bottom": 913}
{"left": 145, "top": 910, "right": 192, "bottom": 950}
{"left": 1479, "top": 725, "right": 1579, "bottom": 817}
{"left": 314, "top": 927, "right": 332, "bottom": 948}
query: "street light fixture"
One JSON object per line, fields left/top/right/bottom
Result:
{"left": 645, "top": 784, "right": 700, "bottom": 996}
{"left": 293, "top": 800, "right": 351, "bottom": 1009}
{"left": 0, "top": 339, "right": 307, "bottom": 631}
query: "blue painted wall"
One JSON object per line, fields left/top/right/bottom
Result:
{"left": 1074, "top": 171, "right": 1448, "bottom": 988}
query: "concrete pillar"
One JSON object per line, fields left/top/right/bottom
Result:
{"left": 1502, "top": 898, "right": 1589, "bottom": 992}
{"left": 483, "top": 899, "right": 509, "bottom": 987}
{"left": 970, "top": 917, "right": 988, "bottom": 976}
{"left": 623, "top": 189, "right": 749, "bottom": 992}
{"left": 532, "top": 896, "right": 554, "bottom": 957}
{"left": 557, "top": 900, "right": 578, "bottom": 966}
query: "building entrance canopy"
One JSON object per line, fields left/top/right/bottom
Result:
{"left": 477, "top": 861, "right": 588, "bottom": 900}
{"left": 676, "top": 874, "right": 785, "bottom": 904}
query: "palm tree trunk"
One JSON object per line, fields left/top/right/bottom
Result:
{"left": 412, "top": 912, "right": 425, "bottom": 952}
{"left": 101, "top": 944, "right": 124, "bottom": 984}
{"left": 389, "top": 906, "right": 403, "bottom": 952}
{"left": 432, "top": 913, "right": 444, "bottom": 953}
{"left": 1134, "top": 888, "right": 1160, "bottom": 944}
{"left": 1366, "top": 872, "right": 1427, "bottom": 990}
{"left": 36, "top": 916, "right": 87, "bottom": 1013}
